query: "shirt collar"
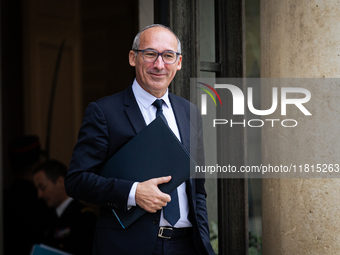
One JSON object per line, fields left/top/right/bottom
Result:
{"left": 56, "top": 197, "right": 73, "bottom": 217}
{"left": 132, "top": 79, "right": 170, "bottom": 110}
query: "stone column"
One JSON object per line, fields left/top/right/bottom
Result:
{"left": 261, "top": 0, "right": 340, "bottom": 254}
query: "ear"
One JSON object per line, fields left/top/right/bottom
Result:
{"left": 56, "top": 176, "right": 65, "bottom": 187}
{"left": 176, "top": 55, "right": 182, "bottom": 70}
{"left": 129, "top": 50, "right": 136, "bottom": 67}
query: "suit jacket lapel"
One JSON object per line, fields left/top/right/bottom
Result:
{"left": 123, "top": 85, "right": 146, "bottom": 134}
{"left": 169, "top": 94, "right": 195, "bottom": 207}
{"left": 169, "top": 93, "right": 190, "bottom": 152}
{"left": 123, "top": 88, "right": 190, "bottom": 148}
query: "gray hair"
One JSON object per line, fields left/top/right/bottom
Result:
{"left": 132, "top": 24, "right": 182, "bottom": 54}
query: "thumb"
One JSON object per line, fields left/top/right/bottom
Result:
{"left": 154, "top": 176, "right": 172, "bottom": 185}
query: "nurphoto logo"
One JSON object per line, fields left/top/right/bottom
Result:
{"left": 197, "top": 81, "right": 312, "bottom": 128}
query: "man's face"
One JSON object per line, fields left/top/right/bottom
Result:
{"left": 129, "top": 27, "right": 182, "bottom": 98}
{"left": 33, "top": 170, "right": 65, "bottom": 208}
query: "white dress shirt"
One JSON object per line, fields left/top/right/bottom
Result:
{"left": 128, "top": 79, "right": 192, "bottom": 228}
{"left": 56, "top": 197, "right": 74, "bottom": 217}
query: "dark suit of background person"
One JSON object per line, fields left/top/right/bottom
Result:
{"left": 65, "top": 24, "right": 215, "bottom": 255}
{"left": 33, "top": 160, "right": 97, "bottom": 255}
{"left": 3, "top": 135, "right": 50, "bottom": 255}
{"left": 40, "top": 199, "right": 96, "bottom": 255}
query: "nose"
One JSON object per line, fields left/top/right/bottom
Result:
{"left": 153, "top": 54, "right": 165, "bottom": 70}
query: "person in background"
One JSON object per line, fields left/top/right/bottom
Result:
{"left": 33, "top": 159, "right": 97, "bottom": 255}
{"left": 3, "top": 135, "right": 50, "bottom": 255}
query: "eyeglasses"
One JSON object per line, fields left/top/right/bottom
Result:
{"left": 133, "top": 49, "right": 181, "bottom": 64}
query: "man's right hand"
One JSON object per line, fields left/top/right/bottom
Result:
{"left": 135, "top": 176, "right": 172, "bottom": 213}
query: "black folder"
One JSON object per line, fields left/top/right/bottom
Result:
{"left": 98, "top": 116, "right": 196, "bottom": 229}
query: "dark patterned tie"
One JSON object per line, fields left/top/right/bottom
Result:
{"left": 152, "top": 99, "right": 180, "bottom": 226}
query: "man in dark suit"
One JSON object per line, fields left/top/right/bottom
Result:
{"left": 33, "top": 160, "right": 97, "bottom": 255}
{"left": 65, "top": 24, "right": 214, "bottom": 255}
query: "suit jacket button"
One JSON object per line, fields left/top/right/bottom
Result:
{"left": 113, "top": 204, "right": 119, "bottom": 209}
{"left": 152, "top": 218, "right": 159, "bottom": 225}
{"left": 106, "top": 202, "right": 112, "bottom": 207}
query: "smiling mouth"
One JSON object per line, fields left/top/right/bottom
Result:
{"left": 149, "top": 74, "right": 167, "bottom": 80}
{"left": 149, "top": 73, "right": 166, "bottom": 77}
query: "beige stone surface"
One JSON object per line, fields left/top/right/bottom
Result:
{"left": 261, "top": 0, "right": 340, "bottom": 79}
{"left": 261, "top": 0, "right": 340, "bottom": 254}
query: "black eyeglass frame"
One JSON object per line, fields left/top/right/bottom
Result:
{"left": 133, "top": 49, "right": 181, "bottom": 64}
